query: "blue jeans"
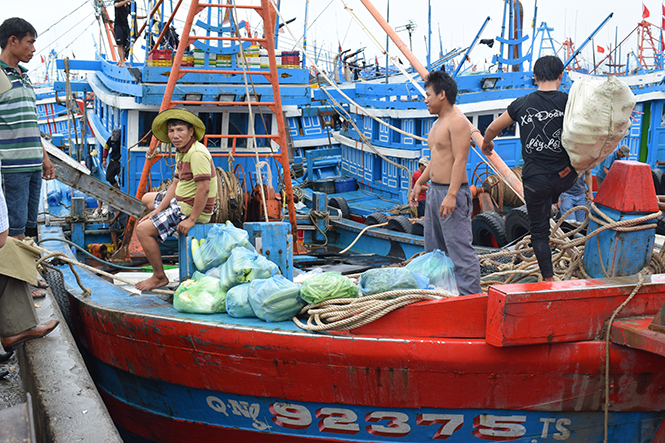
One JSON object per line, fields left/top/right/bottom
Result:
{"left": 2, "top": 171, "right": 42, "bottom": 237}
{"left": 560, "top": 192, "right": 586, "bottom": 223}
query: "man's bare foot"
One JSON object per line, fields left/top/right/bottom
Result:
{"left": 117, "top": 62, "right": 126, "bottom": 67}
{"left": 135, "top": 275, "right": 169, "bottom": 291}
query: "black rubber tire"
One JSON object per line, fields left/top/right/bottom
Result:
{"left": 365, "top": 212, "right": 389, "bottom": 226}
{"left": 328, "top": 197, "right": 351, "bottom": 218}
{"left": 472, "top": 211, "right": 507, "bottom": 248}
{"left": 411, "top": 219, "right": 425, "bottom": 236}
{"left": 657, "top": 214, "right": 665, "bottom": 236}
{"left": 42, "top": 268, "right": 75, "bottom": 330}
{"left": 652, "top": 168, "right": 665, "bottom": 196}
{"left": 387, "top": 215, "right": 413, "bottom": 234}
{"left": 505, "top": 205, "right": 531, "bottom": 243}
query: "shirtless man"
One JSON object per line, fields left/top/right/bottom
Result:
{"left": 409, "top": 70, "right": 481, "bottom": 295}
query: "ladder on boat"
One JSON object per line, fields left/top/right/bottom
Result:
{"left": 118, "top": 0, "right": 299, "bottom": 260}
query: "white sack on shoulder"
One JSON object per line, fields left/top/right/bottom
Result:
{"left": 561, "top": 75, "right": 636, "bottom": 173}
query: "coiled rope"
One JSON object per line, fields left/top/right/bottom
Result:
{"left": 478, "top": 202, "right": 661, "bottom": 285}
{"left": 293, "top": 289, "right": 454, "bottom": 332}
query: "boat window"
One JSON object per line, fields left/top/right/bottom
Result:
{"left": 229, "top": 113, "right": 248, "bottom": 148}
{"left": 499, "top": 121, "right": 516, "bottom": 137}
{"left": 139, "top": 112, "right": 158, "bottom": 147}
{"left": 661, "top": 105, "right": 665, "bottom": 126}
{"left": 477, "top": 114, "right": 493, "bottom": 136}
{"left": 392, "top": 118, "right": 401, "bottom": 144}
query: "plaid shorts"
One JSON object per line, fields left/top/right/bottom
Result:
{"left": 151, "top": 191, "right": 187, "bottom": 241}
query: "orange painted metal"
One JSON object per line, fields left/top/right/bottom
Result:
{"left": 123, "top": 0, "right": 300, "bottom": 260}
{"left": 100, "top": 5, "right": 118, "bottom": 63}
{"left": 359, "top": 0, "right": 524, "bottom": 201}
{"left": 152, "top": 0, "right": 185, "bottom": 50}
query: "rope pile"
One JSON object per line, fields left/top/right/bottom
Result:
{"left": 210, "top": 167, "right": 244, "bottom": 226}
{"left": 293, "top": 289, "right": 454, "bottom": 331}
{"left": 478, "top": 202, "right": 662, "bottom": 286}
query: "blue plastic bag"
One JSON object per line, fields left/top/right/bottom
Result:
{"left": 248, "top": 276, "right": 304, "bottom": 322}
{"left": 226, "top": 283, "right": 256, "bottom": 318}
{"left": 192, "top": 221, "right": 256, "bottom": 272}
{"left": 217, "top": 248, "right": 280, "bottom": 290}
{"left": 405, "top": 249, "right": 459, "bottom": 295}
{"left": 358, "top": 267, "right": 429, "bottom": 296}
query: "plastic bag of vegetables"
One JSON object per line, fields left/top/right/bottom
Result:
{"left": 217, "top": 248, "right": 280, "bottom": 290}
{"left": 358, "top": 267, "right": 429, "bottom": 296}
{"left": 191, "top": 221, "right": 255, "bottom": 272}
{"left": 173, "top": 275, "right": 227, "bottom": 314}
{"left": 299, "top": 272, "right": 358, "bottom": 304}
{"left": 225, "top": 283, "right": 256, "bottom": 318}
{"left": 248, "top": 276, "right": 304, "bottom": 322}
{"left": 405, "top": 249, "right": 459, "bottom": 295}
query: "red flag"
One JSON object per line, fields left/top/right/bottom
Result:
{"left": 643, "top": 3, "right": 651, "bottom": 18}
{"left": 597, "top": 45, "right": 605, "bottom": 53}
{"left": 662, "top": 3, "right": 665, "bottom": 28}
{"left": 72, "top": 52, "right": 76, "bottom": 59}
{"left": 40, "top": 55, "right": 44, "bottom": 63}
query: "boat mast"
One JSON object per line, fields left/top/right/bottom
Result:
{"left": 302, "top": 0, "right": 309, "bottom": 68}
{"left": 427, "top": 0, "right": 431, "bottom": 71}
{"left": 385, "top": 0, "right": 389, "bottom": 83}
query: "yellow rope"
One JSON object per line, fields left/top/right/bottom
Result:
{"left": 339, "top": 222, "right": 388, "bottom": 254}
{"left": 293, "top": 289, "right": 454, "bottom": 331}
{"left": 28, "top": 240, "right": 174, "bottom": 296}
{"left": 478, "top": 204, "right": 662, "bottom": 285}
{"left": 603, "top": 274, "right": 644, "bottom": 443}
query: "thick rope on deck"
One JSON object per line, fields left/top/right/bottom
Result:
{"left": 478, "top": 202, "right": 662, "bottom": 286}
{"left": 293, "top": 289, "right": 454, "bottom": 331}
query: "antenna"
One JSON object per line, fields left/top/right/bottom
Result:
{"left": 395, "top": 20, "right": 417, "bottom": 51}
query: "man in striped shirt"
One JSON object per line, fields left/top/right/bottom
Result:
{"left": 0, "top": 18, "right": 54, "bottom": 240}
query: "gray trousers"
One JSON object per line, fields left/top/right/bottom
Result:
{"left": 0, "top": 274, "right": 38, "bottom": 337}
{"left": 424, "top": 182, "right": 481, "bottom": 295}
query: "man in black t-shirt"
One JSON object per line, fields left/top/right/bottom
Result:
{"left": 481, "top": 56, "right": 576, "bottom": 281}
{"left": 114, "top": 0, "right": 131, "bottom": 67}
{"left": 102, "top": 128, "right": 122, "bottom": 188}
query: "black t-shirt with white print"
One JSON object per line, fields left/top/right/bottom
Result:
{"left": 507, "top": 90, "right": 572, "bottom": 179}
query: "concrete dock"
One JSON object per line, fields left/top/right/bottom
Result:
{"left": 0, "top": 284, "right": 122, "bottom": 443}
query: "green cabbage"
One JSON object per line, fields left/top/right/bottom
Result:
{"left": 300, "top": 272, "right": 358, "bottom": 304}
{"left": 174, "top": 275, "right": 227, "bottom": 314}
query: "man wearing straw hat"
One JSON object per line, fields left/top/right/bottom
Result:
{"left": 135, "top": 109, "right": 217, "bottom": 291}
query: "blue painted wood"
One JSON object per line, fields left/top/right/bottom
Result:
{"left": 243, "top": 222, "right": 293, "bottom": 280}
{"left": 191, "top": 39, "right": 252, "bottom": 55}
{"left": 583, "top": 205, "right": 656, "bottom": 278}
{"left": 178, "top": 223, "right": 224, "bottom": 280}
{"left": 312, "top": 192, "right": 327, "bottom": 244}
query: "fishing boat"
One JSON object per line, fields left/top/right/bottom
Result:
{"left": 34, "top": 0, "right": 665, "bottom": 441}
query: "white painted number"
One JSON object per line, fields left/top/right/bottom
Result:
{"left": 472, "top": 414, "right": 527, "bottom": 441}
{"left": 365, "top": 411, "right": 411, "bottom": 437}
{"left": 269, "top": 403, "right": 312, "bottom": 430}
{"left": 315, "top": 408, "right": 360, "bottom": 434}
{"left": 417, "top": 414, "right": 464, "bottom": 440}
